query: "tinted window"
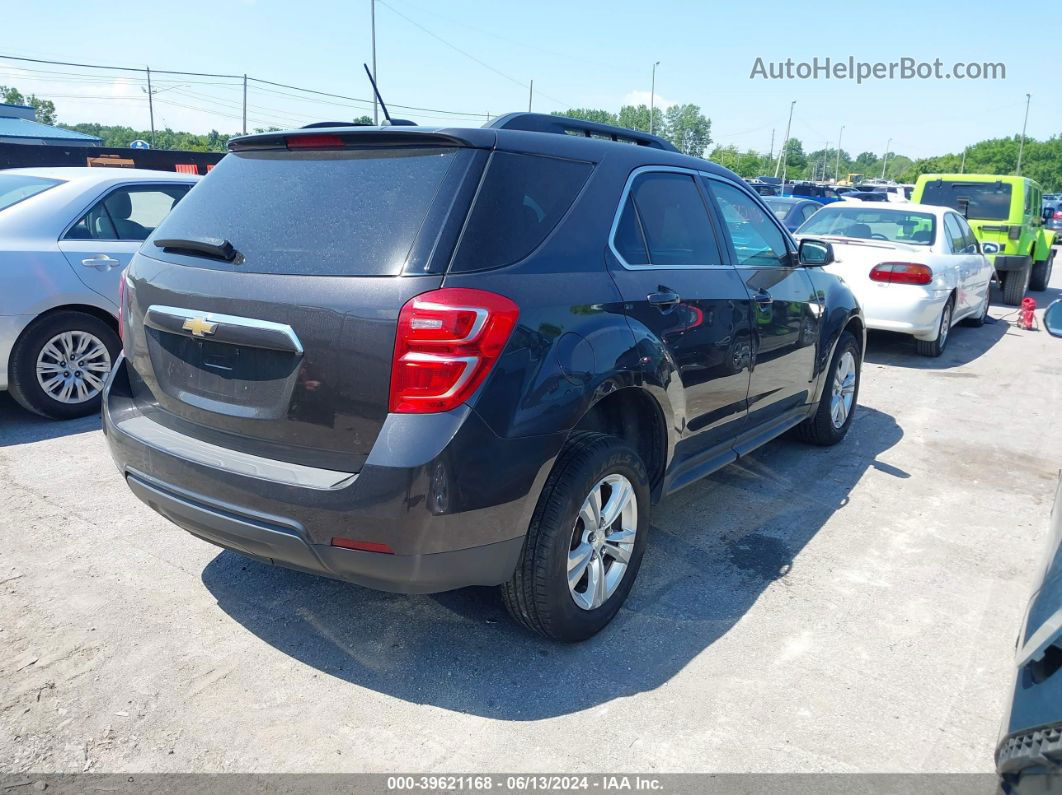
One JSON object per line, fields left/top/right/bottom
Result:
{"left": 708, "top": 180, "right": 789, "bottom": 267}
{"left": 613, "top": 197, "right": 650, "bottom": 265}
{"left": 620, "top": 172, "right": 722, "bottom": 266}
{"left": 799, "top": 204, "right": 819, "bottom": 223}
{"left": 798, "top": 206, "right": 937, "bottom": 245}
{"left": 920, "top": 180, "right": 1012, "bottom": 221}
{"left": 451, "top": 152, "right": 591, "bottom": 272}
{"left": 67, "top": 185, "right": 190, "bottom": 241}
{"left": 763, "top": 198, "right": 792, "bottom": 220}
{"left": 0, "top": 174, "right": 62, "bottom": 212}
{"left": 151, "top": 148, "right": 462, "bottom": 275}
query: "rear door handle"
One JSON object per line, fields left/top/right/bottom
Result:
{"left": 81, "top": 255, "right": 121, "bottom": 272}
{"left": 754, "top": 291, "right": 773, "bottom": 306}
{"left": 647, "top": 291, "right": 681, "bottom": 307}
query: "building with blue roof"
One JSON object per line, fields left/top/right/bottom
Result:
{"left": 0, "top": 103, "right": 100, "bottom": 147}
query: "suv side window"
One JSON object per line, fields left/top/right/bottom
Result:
{"left": 65, "top": 184, "right": 191, "bottom": 241}
{"left": 707, "top": 179, "right": 790, "bottom": 267}
{"left": 943, "top": 213, "right": 966, "bottom": 254}
{"left": 613, "top": 171, "right": 722, "bottom": 267}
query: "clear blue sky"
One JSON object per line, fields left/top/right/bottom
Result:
{"left": 2, "top": 0, "right": 1059, "bottom": 159}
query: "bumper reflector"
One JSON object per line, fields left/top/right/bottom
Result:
{"left": 330, "top": 537, "right": 395, "bottom": 555}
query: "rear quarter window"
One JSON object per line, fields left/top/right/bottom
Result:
{"left": 148, "top": 147, "right": 464, "bottom": 276}
{"left": 449, "top": 152, "right": 592, "bottom": 273}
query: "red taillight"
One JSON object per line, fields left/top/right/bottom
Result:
{"left": 330, "top": 537, "right": 394, "bottom": 554}
{"left": 286, "top": 134, "right": 345, "bottom": 149}
{"left": 869, "top": 262, "right": 933, "bottom": 286}
{"left": 389, "top": 288, "right": 519, "bottom": 414}
{"left": 1054, "top": 211, "right": 1062, "bottom": 219}
{"left": 117, "top": 268, "right": 128, "bottom": 343}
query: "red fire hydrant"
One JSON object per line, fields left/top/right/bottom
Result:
{"left": 1019, "top": 296, "right": 1037, "bottom": 331}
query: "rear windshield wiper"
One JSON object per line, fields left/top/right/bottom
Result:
{"left": 154, "top": 236, "right": 241, "bottom": 263}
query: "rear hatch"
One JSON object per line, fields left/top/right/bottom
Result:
{"left": 121, "top": 130, "right": 487, "bottom": 472}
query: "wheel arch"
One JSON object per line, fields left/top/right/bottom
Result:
{"left": 9, "top": 304, "right": 119, "bottom": 376}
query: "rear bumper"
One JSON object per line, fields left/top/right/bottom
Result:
{"left": 103, "top": 355, "right": 561, "bottom": 593}
{"left": 850, "top": 285, "right": 949, "bottom": 339}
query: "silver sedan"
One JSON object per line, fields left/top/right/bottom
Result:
{"left": 0, "top": 167, "right": 197, "bottom": 419}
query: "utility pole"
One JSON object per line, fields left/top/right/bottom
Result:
{"left": 242, "top": 74, "right": 247, "bottom": 136}
{"left": 145, "top": 66, "right": 156, "bottom": 148}
{"left": 371, "top": 0, "right": 378, "bottom": 125}
{"left": 834, "top": 125, "right": 844, "bottom": 183}
{"left": 880, "top": 137, "right": 892, "bottom": 179}
{"left": 776, "top": 100, "right": 795, "bottom": 180}
{"left": 767, "top": 128, "right": 775, "bottom": 172}
{"left": 649, "top": 61, "right": 660, "bottom": 134}
{"left": 960, "top": 147, "right": 967, "bottom": 174}
{"left": 528, "top": 80, "right": 533, "bottom": 112}
{"left": 1017, "top": 92, "right": 1031, "bottom": 175}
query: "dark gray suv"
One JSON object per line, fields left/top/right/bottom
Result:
{"left": 103, "top": 113, "right": 864, "bottom": 641}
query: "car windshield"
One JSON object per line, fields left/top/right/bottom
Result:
{"left": 0, "top": 174, "right": 63, "bottom": 212}
{"left": 763, "top": 199, "right": 793, "bottom": 220}
{"left": 919, "top": 180, "right": 1012, "bottom": 221}
{"left": 797, "top": 207, "right": 937, "bottom": 245}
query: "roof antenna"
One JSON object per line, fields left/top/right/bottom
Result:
{"left": 362, "top": 63, "right": 416, "bottom": 126}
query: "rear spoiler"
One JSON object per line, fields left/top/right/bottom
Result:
{"left": 228, "top": 126, "right": 496, "bottom": 152}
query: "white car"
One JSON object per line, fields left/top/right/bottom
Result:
{"left": 795, "top": 201, "right": 994, "bottom": 356}
{"left": 0, "top": 167, "right": 198, "bottom": 418}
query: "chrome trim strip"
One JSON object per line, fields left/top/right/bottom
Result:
{"left": 145, "top": 305, "right": 304, "bottom": 355}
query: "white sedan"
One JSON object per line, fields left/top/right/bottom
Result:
{"left": 796, "top": 201, "right": 994, "bottom": 357}
{"left": 0, "top": 167, "right": 198, "bottom": 418}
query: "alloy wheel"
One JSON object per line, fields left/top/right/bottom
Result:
{"left": 830, "top": 350, "right": 857, "bottom": 429}
{"left": 567, "top": 474, "right": 638, "bottom": 611}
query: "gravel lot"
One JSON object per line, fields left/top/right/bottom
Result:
{"left": 1, "top": 265, "right": 1060, "bottom": 774}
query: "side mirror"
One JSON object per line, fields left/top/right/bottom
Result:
{"left": 1045, "top": 300, "right": 1062, "bottom": 338}
{"left": 798, "top": 238, "right": 834, "bottom": 266}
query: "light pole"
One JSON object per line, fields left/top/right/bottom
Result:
{"left": 776, "top": 100, "right": 795, "bottom": 181}
{"left": 1017, "top": 93, "right": 1031, "bottom": 175}
{"left": 649, "top": 61, "right": 660, "bottom": 134}
{"left": 880, "top": 137, "right": 892, "bottom": 179}
{"left": 834, "top": 125, "right": 844, "bottom": 183}
{"left": 370, "top": 0, "right": 378, "bottom": 125}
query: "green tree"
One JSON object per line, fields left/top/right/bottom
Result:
{"left": 664, "top": 103, "right": 711, "bottom": 156}
{"left": 1, "top": 85, "right": 58, "bottom": 125}
{"left": 354, "top": 115, "right": 373, "bottom": 125}
{"left": 552, "top": 108, "right": 618, "bottom": 125}
{"left": 617, "top": 104, "right": 665, "bottom": 136}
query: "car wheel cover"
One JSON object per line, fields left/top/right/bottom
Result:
{"left": 567, "top": 474, "right": 637, "bottom": 611}
{"left": 35, "top": 330, "right": 112, "bottom": 404}
{"left": 830, "top": 350, "right": 857, "bottom": 429}
{"left": 938, "top": 302, "right": 952, "bottom": 349}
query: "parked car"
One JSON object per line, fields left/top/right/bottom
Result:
{"left": 763, "top": 196, "right": 822, "bottom": 232}
{"left": 913, "top": 174, "right": 1056, "bottom": 305}
{"left": 1045, "top": 204, "right": 1062, "bottom": 235}
{"left": 0, "top": 167, "right": 197, "bottom": 419}
{"left": 746, "top": 179, "right": 779, "bottom": 197}
{"left": 783, "top": 182, "right": 843, "bottom": 205}
{"left": 997, "top": 383, "right": 1062, "bottom": 792}
{"left": 102, "top": 113, "right": 865, "bottom": 641}
{"left": 845, "top": 191, "right": 890, "bottom": 203}
{"left": 795, "top": 201, "right": 993, "bottom": 357}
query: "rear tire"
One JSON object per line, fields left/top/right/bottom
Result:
{"left": 1002, "top": 263, "right": 1030, "bottom": 306}
{"left": 501, "top": 431, "right": 649, "bottom": 642}
{"left": 8, "top": 311, "right": 120, "bottom": 420}
{"left": 916, "top": 297, "right": 954, "bottom": 357}
{"left": 796, "top": 330, "right": 860, "bottom": 446}
{"left": 1030, "top": 250, "right": 1054, "bottom": 292}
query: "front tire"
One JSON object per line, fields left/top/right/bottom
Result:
{"left": 8, "top": 311, "right": 120, "bottom": 420}
{"left": 501, "top": 431, "right": 649, "bottom": 642}
{"left": 796, "top": 329, "right": 860, "bottom": 446}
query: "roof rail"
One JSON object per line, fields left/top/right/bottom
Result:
{"left": 485, "top": 112, "right": 678, "bottom": 152}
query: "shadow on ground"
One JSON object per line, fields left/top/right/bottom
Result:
{"left": 202, "top": 405, "right": 903, "bottom": 720}
{"left": 0, "top": 394, "right": 100, "bottom": 447}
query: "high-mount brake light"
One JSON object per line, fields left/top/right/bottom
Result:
{"left": 286, "top": 134, "right": 345, "bottom": 149}
{"left": 869, "top": 262, "right": 934, "bottom": 286}
{"left": 389, "top": 288, "right": 519, "bottom": 414}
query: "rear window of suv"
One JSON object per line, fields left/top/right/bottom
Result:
{"left": 920, "top": 180, "right": 1012, "bottom": 221}
{"left": 148, "top": 147, "right": 463, "bottom": 276}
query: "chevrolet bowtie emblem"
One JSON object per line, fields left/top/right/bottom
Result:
{"left": 182, "top": 316, "right": 218, "bottom": 337}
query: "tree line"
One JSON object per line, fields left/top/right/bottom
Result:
{"left": 3, "top": 83, "right": 1059, "bottom": 189}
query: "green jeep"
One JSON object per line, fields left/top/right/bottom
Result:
{"left": 912, "top": 174, "right": 1056, "bottom": 305}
